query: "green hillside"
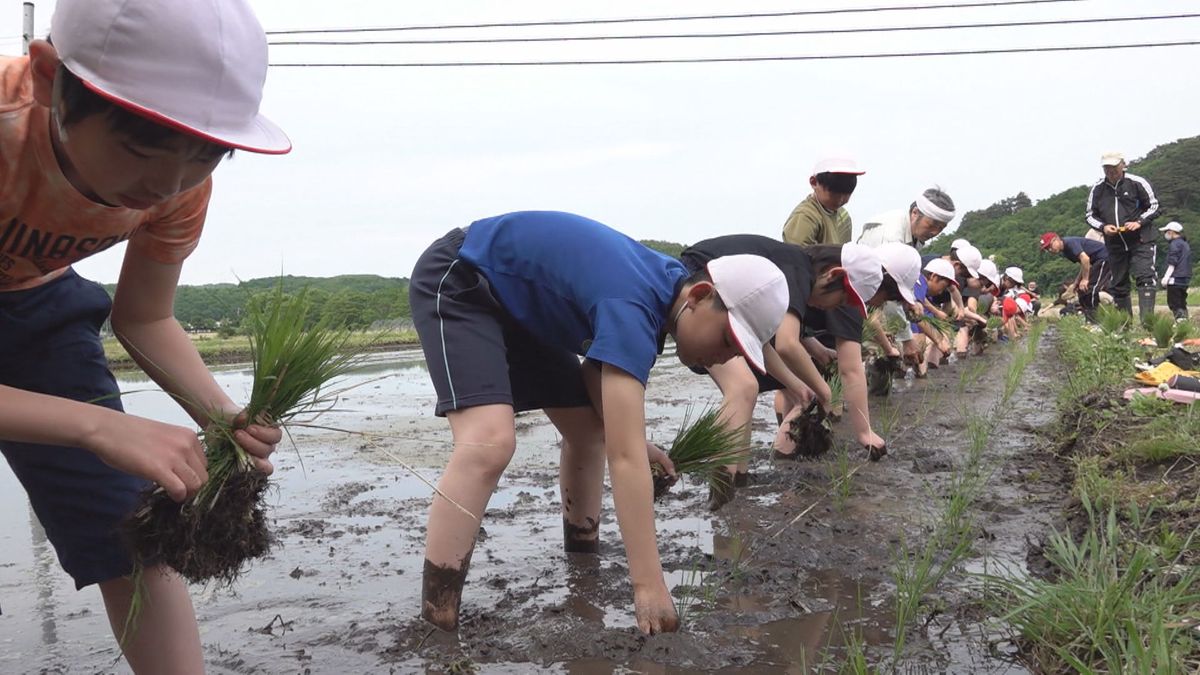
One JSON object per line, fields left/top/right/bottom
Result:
{"left": 929, "top": 135, "right": 1200, "bottom": 291}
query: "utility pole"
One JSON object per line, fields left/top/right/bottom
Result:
{"left": 22, "top": 2, "right": 35, "bottom": 55}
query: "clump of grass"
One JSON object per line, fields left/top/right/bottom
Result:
{"left": 1173, "top": 318, "right": 1198, "bottom": 343}
{"left": 653, "top": 406, "right": 749, "bottom": 499}
{"left": 123, "top": 286, "right": 363, "bottom": 586}
{"left": 1096, "top": 303, "right": 1131, "bottom": 335}
{"left": 983, "top": 496, "right": 1200, "bottom": 674}
{"left": 1145, "top": 311, "right": 1178, "bottom": 348}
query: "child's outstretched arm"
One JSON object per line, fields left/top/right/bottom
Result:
{"left": 112, "top": 253, "right": 280, "bottom": 472}
{"left": 600, "top": 363, "right": 680, "bottom": 635}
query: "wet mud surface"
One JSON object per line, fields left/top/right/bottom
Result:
{"left": 0, "top": 340, "right": 1070, "bottom": 673}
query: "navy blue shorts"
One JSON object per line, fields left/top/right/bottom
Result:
{"left": 0, "top": 270, "right": 149, "bottom": 589}
{"left": 409, "top": 228, "right": 592, "bottom": 416}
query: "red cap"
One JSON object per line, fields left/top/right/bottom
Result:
{"left": 1039, "top": 232, "right": 1058, "bottom": 251}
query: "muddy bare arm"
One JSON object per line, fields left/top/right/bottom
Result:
{"left": 768, "top": 313, "right": 831, "bottom": 409}
{"left": 600, "top": 364, "right": 678, "bottom": 634}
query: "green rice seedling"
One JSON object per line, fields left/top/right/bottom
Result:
{"left": 916, "top": 313, "right": 956, "bottom": 341}
{"left": 123, "top": 285, "right": 364, "bottom": 586}
{"left": 1173, "top": 317, "right": 1198, "bottom": 343}
{"left": 1096, "top": 303, "right": 1131, "bottom": 335}
{"left": 826, "top": 443, "right": 856, "bottom": 513}
{"left": 981, "top": 496, "right": 1200, "bottom": 674}
{"left": 1145, "top": 311, "right": 1178, "bottom": 348}
{"left": 653, "top": 406, "right": 750, "bottom": 499}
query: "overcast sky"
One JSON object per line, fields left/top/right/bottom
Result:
{"left": 1, "top": 0, "right": 1197, "bottom": 285}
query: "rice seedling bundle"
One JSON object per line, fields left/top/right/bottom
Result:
{"left": 1145, "top": 311, "right": 1178, "bottom": 348}
{"left": 122, "top": 286, "right": 363, "bottom": 585}
{"left": 786, "top": 400, "right": 833, "bottom": 459}
{"left": 917, "top": 313, "right": 957, "bottom": 341}
{"left": 652, "top": 406, "right": 749, "bottom": 500}
{"left": 1096, "top": 304, "right": 1131, "bottom": 335}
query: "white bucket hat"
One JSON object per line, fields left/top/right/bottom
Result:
{"left": 708, "top": 255, "right": 789, "bottom": 374}
{"left": 51, "top": 0, "right": 291, "bottom": 154}
{"left": 875, "top": 242, "right": 921, "bottom": 304}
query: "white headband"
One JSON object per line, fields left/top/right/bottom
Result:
{"left": 915, "top": 194, "right": 955, "bottom": 224}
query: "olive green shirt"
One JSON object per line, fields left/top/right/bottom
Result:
{"left": 781, "top": 194, "right": 852, "bottom": 246}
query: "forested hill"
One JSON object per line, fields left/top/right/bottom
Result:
{"left": 928, "top": 135, "right": 1200, "bottom": 289}
{"left": 102, "top": 240, "right": 690, "bottom": 333}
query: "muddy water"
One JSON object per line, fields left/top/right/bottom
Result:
{"left": 0, "top": 339, "right": 1066, "bottom": 673}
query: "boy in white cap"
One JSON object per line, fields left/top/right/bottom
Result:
{"left": 0, "top": 0, "right": 287, "bottom": 668}
{"left": 1159, "top": 222, "right": 1192, "bottom": 320}
{"left": 781, "top": 154, "right": 865, "bottom": 246}
{"left": 999, "top": 267, "right": 1034, "bottom": 340}
{"left": 408, "top": 212, "right": 788, "bottom": 635}
{"left": 909, "top": 258, "right": 960, "bottom": 375}
{"left": 678, "top": 238, "right": 890, "bottom": 505}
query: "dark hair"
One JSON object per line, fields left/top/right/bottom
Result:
{"left": 56, "top": 64, "right": 234, "bottom": 157}
{"left": 803, "top": 244, "right": 844, "bottom": 273}
{"left": 814, "top": 172, "right": 858, "bottom": 195}
{"left": 877, "top": 273, "right": 903, "bottom": 302}
{"left": 684, "top": 266, "right": 726, "bottom": 311}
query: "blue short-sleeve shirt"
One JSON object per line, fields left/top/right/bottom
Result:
{"left": 1060, "top": 236, "right": 1109, "bottom": 264}
{"left": 458, "top": 211, "right": 688, "bottom": 385}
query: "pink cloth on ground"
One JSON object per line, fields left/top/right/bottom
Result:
{"left": 1122, "top": 387, "right": 1200, "bottom": 404}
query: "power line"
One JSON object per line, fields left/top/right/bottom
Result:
{"left": 265, "top": 0, "right": 1088, "bottom": 36}
{"left": 269, "top": 12, "right": 1200, "bottom": 47}
{"left": 268, "top": 39, "right": 1200, "bottom": 67}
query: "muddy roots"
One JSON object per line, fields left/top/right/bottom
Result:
{"left": 786, "top": 403, "right": 833, "bottom": 459}
{"left": 122, "top": 469, "right": 274, "bottom": 586}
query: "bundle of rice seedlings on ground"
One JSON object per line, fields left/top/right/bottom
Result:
{"left": 123, "top": 286, "right": 363, "bottom": 586}
{"left": 1173, "top": 318, "right": 1198, "bottom": 343}
{"left": 1096, "top": 304, "right": 1131, "bottom": 335}
{"left": 1145, "top": 311, "right": 1178, "bottom": 348}
{"left": 786, "top": 400, "right": 833, "bottom": 459}
{"left": 652, "top": 406, "right": 749, "bottom": 500}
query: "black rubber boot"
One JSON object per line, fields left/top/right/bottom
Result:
{"left": 1138, "top": 288, "right": 1157, "bottom": 324}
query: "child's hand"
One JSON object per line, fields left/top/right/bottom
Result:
{"left": 646, "top": 442, "right": 676, "bottom": 480}
{"left": 634, "top": 581, "right": 680, "bottom": 634}
{"left": 88, "top": 412, "right": 208, "bottom": 502}
{"left": 220, "top": 405, "right": 282, "bottom": 475}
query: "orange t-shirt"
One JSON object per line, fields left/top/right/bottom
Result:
{"left": 0, "top": 56, "right": 209, "bottom": 292}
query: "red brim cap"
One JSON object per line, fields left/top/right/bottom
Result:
{"left": 842, "top": 275, "right": 868, "bottom": 316}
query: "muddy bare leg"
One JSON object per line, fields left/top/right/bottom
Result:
{"left": 422, "top": 404, "right": 516, "bottom": 631}
{"left": 547, "top": 406, "right": 606, "bottom": 554}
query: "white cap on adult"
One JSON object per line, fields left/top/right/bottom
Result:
{"left": 875, "top": 242, "right": 921, "bottom": 304}
{"left": 51, "top": 0, "right": 291, "bottom": 154}
{"left": 954, "top": 244, "right": 983, "bottom": 278}
{"left": 924, "top": 258, "right": 960, "bottom": 287}
{"left": 707, "top": 255, "right": 789, "bottom": 374}
{"left": 977, "top": 259, "right": 1001, "bottom": 289}
{"left": 1100, "top": 151, "right": 1125, "bottom": 167}
{"left": 838, "top": 243, "right": 885, "bottom": 315}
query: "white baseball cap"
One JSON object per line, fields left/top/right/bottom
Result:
{"left": 954, "top": 244, "right": 983, "bottom": 278}
{"left": 1015, "top": 297, "right": 1034, "bottom": 314}
{"left": 1004, "top": 266, "right": 1025, "bottom": 285}
{"left": 811, "top": 155, "right": 865, "bottom": 176}
{"left": 875, "top": 242, "right": 921, "bottom": 305}
{"left": 977, "top": 259, "right": 1001, "bottom": 289}
{"left": 924, "top": 258, "right": 960, "bottom": 287}
{"left": 51, "top": 0, "right": 291, "bottom": 154}
{"left": 837, "top": 243, "right": 884, "bottom": 315}
{"left": 1101, "top": 152, "right": 1125, "bottom": 167}
{"left": 1160, "top": 221, "right": 1184, "bottom": 233}
{"left": 708, "top": 255, "right": 789, "bottom": 374}
{"left": 950, "top": 238, "right": 970, "bottom": 250}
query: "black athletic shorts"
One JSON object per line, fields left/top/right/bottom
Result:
{"left": 409, "top": 228, "right": 592, "bottom": 416}
{"left": 804, "top": 305, "right": 864, "bottom": 348}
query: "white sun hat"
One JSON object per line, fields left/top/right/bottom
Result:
{"left": 708, "top": 255, "right": 789, "bottom": 374}
{"left": 875, "top": 242, "right": 921, "bottom": 304}
{"left": 924, "top": 258, "right": 960, "bottom": 287}
{"left": 51, "top": 0, "right": 291, "bottom": 154}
